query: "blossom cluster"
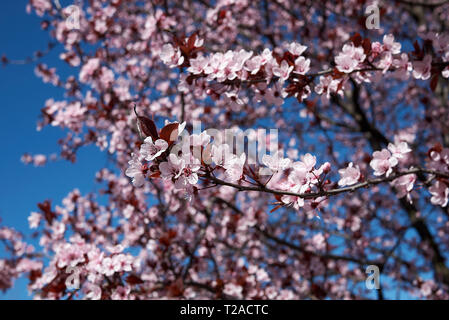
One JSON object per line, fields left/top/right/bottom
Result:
{"left": 125, "top": 114, "right": 448, "bottom": 213}
{"left": 162, "top": 39, "right": 311, "bottom": 104}
{"left": 162, "top": 32, "right": 449, "bottom": 111}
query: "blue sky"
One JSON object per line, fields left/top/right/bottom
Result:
{"left": 0, "top": 1, "right": 105, "bottom": 299}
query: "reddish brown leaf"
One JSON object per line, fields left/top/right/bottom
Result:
{"left": 350, "top": 33, "right": 362, "bottom": 47}
{"left": 412, "top": 40, "right": 422, "bottom": 59}
{"left": 137, "top": 116, "right": 158, "bottom": 141}
{"left": 159, "top": 123, "right": 179, "bottom": 143}
{"left": 362, "top": 38, "right": 371, "bottom": 55}
{"left": 126, "top": 274, "right": 144, "bottom": 285}
{"left": 134, "top": 105, "right": 158, "bottom": 140}
{"left": 38, "top": 200, "right": 56, "bottom": 224}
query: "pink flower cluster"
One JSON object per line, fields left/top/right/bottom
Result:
{"left": 166, "top": 41, "right": 311, "bottom": 105}
{"left": 338, "top": 162, "right": 361, "bottom": 187}
{"left": 278, "top": 154, "right": 331, "bottom": 211}
{"left": 370, "top": 142, "right": 411, "bottom": 177}
{"left": 335, "top": 43, "right": 366, "bottom": 73}
{"left": 159, "top": 44, "right": 185, "bottom": 68}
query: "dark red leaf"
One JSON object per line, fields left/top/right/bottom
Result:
{"left": 350, "top": 33, "right": 362, "bottom": 47}
{"left": 38, "top": 200, "right": 56, "bottom": 224}
{"left": 134, "top": 106, "right": 158, "bottom": 140}
{"left": 137, "top": 116, "right": 158, "bottom": 141}
{"left": 412, "top": 40, "right": 422, "bottom": 58}
{"left": 187, "top": 33, "right": 197, "bottom": 50}
{"left": 159, "top": 123, "right": 179, "bottom": 143}
{"left": 126, "top": 274, "right": 144, "bottom": 285}
{"left": 362, "top": 38, "right": 371, "bottom": 55}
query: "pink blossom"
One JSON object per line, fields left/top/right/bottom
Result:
{"left": 413, "top": 54, "right": 432, "bottom": 80}
{"left": 335, "top": 53, "right": 358, "bottom": 73}
{"left": 231, "top": 49, "right": 253, "bottom": 71}
{"left": 174, "top": 157, "right": 201, "bottom": 189}
{"left": 21, "top": 153, "right": 33, "bottom": 165}
{"left": 264, "top": 82, "right": 285, "bottom": 107}
{"left": 245, "top": 55, "right": 264, "bottom": 74}
{"left": 429, "top": 181, "right": 449, "bottom": 207}
{"left": 30, "top": 0, "right": 51, "bottom": 16}
{"left": 371, "top": 41, "right": 383, "bottom": 56}
{"left": 262, "top": 151, "right": 291, "bottom": 173}
{"left": 79, "top": 58, "right": 100, "bottom": 83}
{"left": 286, "top": 42, "right": 307, "bottom": 56}
{"left": 376, "top": 52, "right": 393, "bottom": 73}
{"left": 187, "top": 55, "right": 209, "bottom": 75}
{"left": 392, "top": 53, "right": 412, "bottom": 80}
{"left": 125, "top": 154, "right": 146, "bottom": 187}
{"left": 101, "top": 257, "right": 116, "bottom": 276}
{"left": 223, "top": 283, "right": 243, "bottom": 298}
{"left": 204, "top": 53, "right": 225, "bottom": 79}
{"left": 388, "top": 142, "right": 411, "bottom": 160}
{"left": 112, "top": 254, "right": 134, "bottom": 273}
{"left": 442, "top": 52, "right": 449, "bottom": 78}
{"left": 111, "top": 286, "right": 131, "bottom": 300}
{"left": 392, "top": 174, "right": 416, "bottom": 199}
{"left": 33, "top": 154, "right": 47, "bottom": 166}
{"left": 191, "top": 131, "right": 211, "bottom": 147}
{"left": 296, "top": 153, "right": 317, "bottom": 172}
{"left": 159, "top": 153, "right": 185, "bottom": 180}
{"left": 335, "top": 43, "right": 366, "bottom": 73}
{"left": 28, "top": 212, "right": 41, "bottom": 229}
{"left": 370, "top": 149, "right": 398, "bottom": 176}
{"left": 224, "top": 153, "right": 246, "bottom": 182}
{"left": 338, "top": 162, "right": 361, "bottom": 187}
{"left": 140, "top": 137, "right": 168, "bottom": 161}
{"left": 272, "top": 60, "right": 293, "bottom": 81}
{"left": 315, "top": 75, "right": 340, "bottom": 98}
{"left": 84, "top": 283, "right": 102, "bottom": 300}
{"left": 311, "top": 233, "right": 326, "bottom": 250}
{"left": 293, "top": 56, "right": 310, "bottom": 75}
{"left": 224, "top": 92, "right": 247, "bottom": 111}
{"left": 55, "top": 243, "right": 85, "bottom": 268}
{"left": 160, "top": 44, "right": 184, "bottom": 68}
{"left": 99, "top": 67, "right": 114, "bottom": 88}
{"left": 210, "top": 143, "right": 232, "bottom": 166}
{"left": 382, "top": 34, "right": 401, "bottom": 54}
{"left": 216, "top": 51, "right": 238, "bottom": 81}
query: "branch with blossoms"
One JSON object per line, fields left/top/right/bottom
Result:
{"left": 126, "top": 111, "right": 449, "bottom": 213}
{"left": 159, "top": 32, "right": 449, "bottom": 108}
{"left": 206, "top": 167, "right": 449, "bottom": 200}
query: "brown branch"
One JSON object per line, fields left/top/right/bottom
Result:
{"left": 205, "top": 167, "right": 449, "bottom": 200}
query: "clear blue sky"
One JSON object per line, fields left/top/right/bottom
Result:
{"left": 0, "top": 1, "right": 105, "bottom": 299}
